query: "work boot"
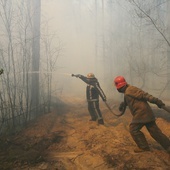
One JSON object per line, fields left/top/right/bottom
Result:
{"left": 134, "top": 147, "right": 150, "bottom": 153}
{"left": 98, "top": 118, "right": 104, "bottom": 125}
{"left": 130, "top": 133, "right": 150, "bottom": 152}
{"left": 89, "top": 119, "right": 96, "bottom": 121}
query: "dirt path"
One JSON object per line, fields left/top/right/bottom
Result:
{"left": 0, "top": 96, "right": 170, "bottom": 170}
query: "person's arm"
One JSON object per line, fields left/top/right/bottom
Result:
{"left": 94, "top": 82, "right": 106, "bottom": 101}
{"left": 118, "top": 95, "right": 127, "bottom": 113}
{"left": 119, "top": 101, "right": 127, "bottom": 111}
{"left": 143, "top": 92, "right": 165, "bottom": 108}
{"left": 72, "top": 74, "right": 90, "bottom": 84}
{"left": 127, "top": 88, "right": 165, "bottom": 108}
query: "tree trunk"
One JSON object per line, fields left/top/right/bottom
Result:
{"left": 95, "top": 0, "right": 98, "bottom": 73}
{"left": 167, "top": 0, "right": 170, "bottom": 95}
{"left": 31, "top": 0, "right": 41, "bottom": 116}
{"left": 102, "top": 0, "right": 106, "bottom": 80}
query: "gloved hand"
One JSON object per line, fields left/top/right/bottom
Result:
{"left": 103, "top": 98, "right": 107, "bottom": 102}
{"left": 0, "top": 69, "right": 4, "bottom": 75}
{"left": 72, "top": 74, "right": 80, "bottom": 78}
{"left": 156, "top": 99, "right": 165, "bottom": 108}
{"left": 119, "top": 102, "right": 125, "bottom": 112}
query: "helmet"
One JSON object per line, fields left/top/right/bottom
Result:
{"left": 87, "top": 73, "right": 95, "bottom": 78}
{"left": 114, "top": 76, "right": 127, "bottom": 89}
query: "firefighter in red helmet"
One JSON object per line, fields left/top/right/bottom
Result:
{"left": 114, "top": 76, "right": 170, "bottom": 154}
{"left": 114, "top": 76, "right": 127, "bottom": 90}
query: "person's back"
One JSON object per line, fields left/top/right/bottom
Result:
{"left": 114, "top": 76, "right": 170, "bottom": 154}
{"left": 124, "top": 85, "right": 155, "bottom": 123}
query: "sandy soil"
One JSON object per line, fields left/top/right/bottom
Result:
{"left": 0, "top": 96, "right": 170, "bottom": 170}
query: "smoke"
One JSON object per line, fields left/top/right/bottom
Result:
{"left": 41, "top": 0, "right": 169, "bottom": 99}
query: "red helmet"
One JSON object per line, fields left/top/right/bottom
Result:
{"left": 114, "top": 76, "right": 127, "bottom": 89}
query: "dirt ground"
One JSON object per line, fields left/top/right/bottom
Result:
{"left": 0, "top": 96, "right": 170, "bottom": 170}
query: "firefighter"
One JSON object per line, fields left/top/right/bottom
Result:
{"left": 72, "top": 73, "right": 106, "bottom": 125}
{"left": 114, "top": 76, "right": 170, "bottom": 153}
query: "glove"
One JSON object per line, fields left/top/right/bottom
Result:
{"left": 0, "top": 69, "right": 3, "bottom": 75}
{"left": 156, "top": 99, "right": 165, "bottom": 108}
{"left": 103, "top": 98, "right": 107, "bottom": 102}
{"left": 119, "top": 102, "right": 125, "bottom": 112}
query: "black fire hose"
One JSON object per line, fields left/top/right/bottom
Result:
{"left": 162, "top": 106, "right": 170, "bottom": 114}
{"left": 104, "top": 101, "right": 125, "bottom": 117}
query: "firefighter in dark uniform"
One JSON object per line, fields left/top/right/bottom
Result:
{"left": 72, "top": 73, "right": 106, "bottom": 125}
{"left": 114, "top": 76, "right": 170, "bottom": 153}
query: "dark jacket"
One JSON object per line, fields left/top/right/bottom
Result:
{"left": 123, "top": 85, "right": 160, "bottom": 123}
{"left": 78, "top": 75, "right": 106, "bottom": 102}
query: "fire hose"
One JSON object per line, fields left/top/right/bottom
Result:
{"left": 104, "top": 101, "right": 125, "bottom": 117}
{"left": 105, "top": 103, "right": 170, "bottom": 117}
{"left": 162, "top": 106, "right": 170, "bottom": 114}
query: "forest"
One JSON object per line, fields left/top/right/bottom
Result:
{"left": 0, "top": 1, "right": 170, "bottom": 169}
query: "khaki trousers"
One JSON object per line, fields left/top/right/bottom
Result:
{"left": 129, "top": 121, "right": 170, "bottom": 150}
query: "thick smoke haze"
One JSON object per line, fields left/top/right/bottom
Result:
{"left": 1, "top": 0, "right": 170, "bottom": 146}
{"left": 41, "top": 0, "right": 132, "bottom": 99}
{"left": 0, "top": 0, "right": 170, "bottom": 148}
{"left": 41, "top": 0, "right": 170, "bottom": 101}
{"left": 0, "top": 0, "right": 169, "bottom": 102}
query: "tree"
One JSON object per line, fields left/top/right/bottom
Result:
{"left": 31, "top": 0, "right": 41, "bottom": 116}
{"left": 129, "top": 0, "right": 170, "bottom": 96}
{"left": 166, "top": 0, "right": 170, "bottom": 92}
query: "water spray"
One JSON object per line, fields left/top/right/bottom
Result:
{"left": 20, "top": 71, "right": 72, "bottom": 76}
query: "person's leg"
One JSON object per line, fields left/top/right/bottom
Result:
{"left": 129, "top": 123, "right": 150, "bottom": 152}
{"left": 92, "top": 101, "right": 104, "bottom": 125}
{"left": 146, "top": 121, "right": 170, "bottom": 152}
{"left": 88, "top": 102, "right": 97, "bottom": 121}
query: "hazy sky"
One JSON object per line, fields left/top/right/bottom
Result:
{"left": 41, "top": 0, "right": 109, "bottom": 97}
{"left": 42, "top": 0, "right": 95, "bottom": 72}
{"left": 39, "top": 0, "right": 168, "bottom": 99}
{"left": 40, "top": 0, "right": 137, "bottom": 99}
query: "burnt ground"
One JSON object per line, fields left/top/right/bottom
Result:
{"left": 0, "top": 96, "right": 170, "bottom": 170}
